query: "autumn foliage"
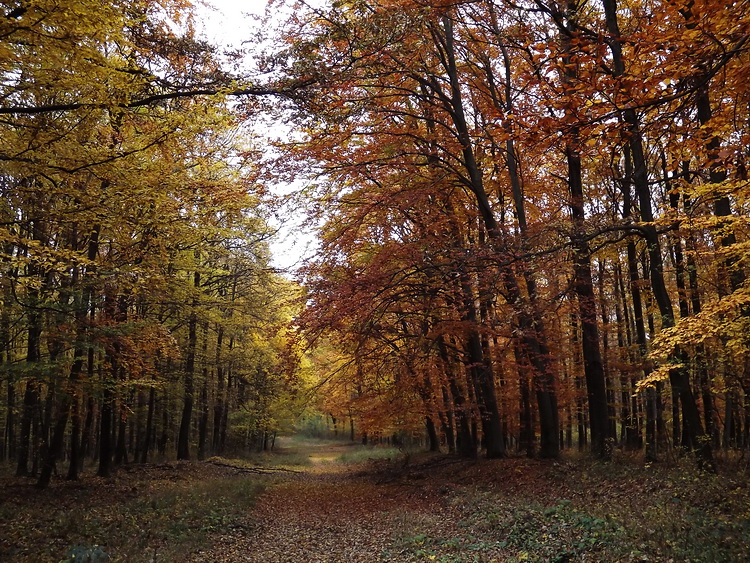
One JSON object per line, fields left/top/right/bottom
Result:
{"left": 0, "top": 0, "right": 302, "bottom": 487}
{"left": 275, "top": 0, "right": 750, "bottom": 462}
{"left": 1, "top": 0, "right": 749, "bottom": 492}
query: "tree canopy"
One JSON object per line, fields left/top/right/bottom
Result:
{"left": 1, "top": 0, "right": 749, "bottom": 487}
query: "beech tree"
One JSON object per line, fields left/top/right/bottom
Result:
{"left": 2, "top": 0, "right": 748, "bottom": 480}
{"left": 275, "top": 0, "right": 749, "bottom": 463}
{"left": 0, "top": 0, "right": 306, "bottom": 486}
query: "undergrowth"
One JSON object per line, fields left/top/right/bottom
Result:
{"left": 1, "top": 467, "right": 265, "bottom": 562}
{"left": 335, "top": 445, "right": 404, "bottom": 465}
{"left": 391, "top": 454, "right": 750, "bottom": 562}
{"left": 4, "top": 444, "right": 748, "bottom": 563}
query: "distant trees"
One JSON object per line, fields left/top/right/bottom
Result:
{"left": 278, "top": 0, "right": 750, "bottom": 463}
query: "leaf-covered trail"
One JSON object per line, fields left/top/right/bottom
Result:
{"left": 5, "top": 438, "right": 747, "bottom": 561}
{"left": 188, "top": 440, "right": 472, "bottom": 562}
{"left": 185, "top": 440, "right": 750, "bottom": 562}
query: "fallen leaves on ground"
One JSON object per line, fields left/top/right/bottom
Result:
{"left": 2, "top": 440, "right": 749, "bottom": 562}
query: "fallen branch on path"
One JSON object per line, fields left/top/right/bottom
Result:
{"left": 205, "top": 460, "right": 302, "bottom": 475}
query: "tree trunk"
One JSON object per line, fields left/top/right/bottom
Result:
{"left": 602, "top": 0, "right": 713, "bottom": 469}
{"left": 98, "top": 385, "right": 114, "bottom": 477}
{"left": 17, "top": 218, "right": 44, "bottom": 477}
{"left": 141, "top": 386, "right": 155, "bottom": 463}
{"left": 198, "top": 379, "right": 209, "bottom": 461}
{"left": 438, "top": 335, "right": 475, "bottom": 458}
{"left": 212, "top": 326, "right": 224, "bottom": 454}
{"left": 1, "top": 281, "right": 14, "bottom": 463}
{"left": 558, "top": 1, "right": 611, "bottom": 460}
{"left": 425, "top": 416, "right": 440, "bottom": 452}
{"left": 441, "top": 15, "right": 558, "bottom": 457}
{"left": 178, "top": 270, "right": 200, "bottom": 460}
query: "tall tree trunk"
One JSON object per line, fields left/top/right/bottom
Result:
{"left": 197, "top": 323, "right": 209, "bottom": 461}
{"left": 567, "top": 142, "right": 610, "bottom": 458}
{"left": 559, "top": 0, "right": 611, "bottom": 459}
{"left": 98, "top": 385, "right": 114, "bottom": 477}
{"left": 141, "top": 385, "right": 155, "bottom": 463}
{"left": 598, "top": 260, "right": 617, "bottom": 441}
{"left": 66, "top": 395, "right": 82, "bottom": 480}
{"left": 114, "top": 398, "right": 128, "bottom": 466}
{"left": 99, "top": 292, "right": 126, "bottom": 477}
{"left": 38, "top": 350, "right": 84, "bottom": 487}
{"left": 16, "top": 216, "right": 45, "bottom": 477}
{"left": 517, "top": 344, "right": 535, "bottom": 457}
{"left": 615, "top": 261, "right": 643, "bottom": 449}
{"left": 79, "top": 353, "right": 96, "bottom": 469}
{"left": 16, "top": 378, "right": 40, "bottom": 477}
{"left": 178, "top": 270, "right": 200, "bottom": 460}
{"left": 4, "top": 381, "right": 15, "bottom": 463}
{"left": 438, "top": 15, "right": 559, "bottom": 457}
{"left": 158, "top": 389, "right": 169, "bottom": 456}
{"left": 212, "top": 326, "right": 224, "bottom": 454}
{"left": 602, "top": 0, "right": 712, "bottom": 469}
{"left": 1, "top": 277, "right": 14, "bottom": 463}
{"left": 619, "top": 150, "right": 656, "bottom": 458}
{"left": 219, "top": 337, "right": 233, "bottom": 455}
{"left": 39, "top": 226, "right": 100, "bottom": 487}
{"left": 460, "top": 274, "right": 505, "bottom": 458}
{"left": 198, "top": 380, "right": 209, "bottom": 461}
{"left": 438, "top": 335, "right": 475, "bottom": 458}
{"left": 425, "top": 416, "right": 440, "bottom": 452}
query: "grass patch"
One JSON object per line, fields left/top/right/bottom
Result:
{"left": 391, "top": 497, "right": 619, "bottom": 562}
{"left": 453, "top": 495, "right": 621, "bottom": 562}
{"left": 334, "top": 445, "right": 404, "bottom": 465}
{"left": 1, "top": 464, "right": 265, "bottom": 562}
{"left": 230, "top": 449, "right": 314, "bottom": 468}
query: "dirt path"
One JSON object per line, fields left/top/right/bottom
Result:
{"left": 188, "top": 439, "right": 477, "bottom": 562}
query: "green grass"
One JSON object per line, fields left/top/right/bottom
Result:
{"left": 231, "top": 448, "right": 314, "bottom": 468}
{"left": 1, "top": 469, "right": 265, "bottom": 562}
{"left": 448, "top": 496, "right": 621, "bottom": 562}
{"left": 334, "top": 445, "right": 404, "bottom": 464}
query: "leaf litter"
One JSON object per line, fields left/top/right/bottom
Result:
{"left": 3, "top": 440, "right": 749, "bottom": 562}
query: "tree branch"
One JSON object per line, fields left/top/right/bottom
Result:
{"left": 0, "top": 79, "right": 317, "bottom": 115}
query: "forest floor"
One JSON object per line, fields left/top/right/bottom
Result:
{"left": 1, "top": 438, "right": 750, "bottom": 562}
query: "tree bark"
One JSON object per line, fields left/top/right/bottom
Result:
{"left": 439, "top": 15, "right": 559, "bottom": 457}
{"left": 16, "top": 217, "right": 45, "bottom": 477}
{"left": 602, "top": 0, "right": 713, "bottom": 469}
{"left": 557, "top": 0, "right": 611, "bottom": 460}
{"left": 177, "top": 269, "right": 200, "bottom": 460}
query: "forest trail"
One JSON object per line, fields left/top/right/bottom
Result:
{"left": 3, "top": 438, "right": 747, "bottom": 561}
{"left": 188, "top": 438, "right": 487, "bottom": 562}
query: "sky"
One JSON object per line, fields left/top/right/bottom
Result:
{"left": 195, "top": 0, "right": 267, "bottom": 48}
{"left": 195, "top": 0, "right": 318, "bottom": 275}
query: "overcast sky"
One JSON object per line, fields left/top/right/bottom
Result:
{"left": 196, "top": 0, "right": 269, "bottom": 50}
{"left": 195, "top": 0, "right": 318, "bottom": 276}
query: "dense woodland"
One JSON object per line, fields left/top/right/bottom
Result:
{"left": 283, "top": 0, "right": 750, "bottom": 466}
{"left": 0, "top": 0, "right": 307, "bottom": 488}
{"left": 0, "top": 0, "right": 749, "bottom": 490}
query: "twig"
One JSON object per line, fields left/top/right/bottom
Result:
{"left": 206, "top": 460, "right": 302, "bottom": 474}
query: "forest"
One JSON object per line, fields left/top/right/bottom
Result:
{"left": 286, "top": 0, "right": 750, "bottom": 466}
{"left": 1, "top": 0, "right": 749, "bottom": 561}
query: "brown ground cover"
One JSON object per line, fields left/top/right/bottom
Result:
{"left": 2, "top": 438, "right": 748, "bottom": 562}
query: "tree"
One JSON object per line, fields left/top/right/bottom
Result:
{"left": 0, "top": 0, "right": 297, "bottom": 486}
{"left": 273, "top": 0, "right": 750, "bottom": 462}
